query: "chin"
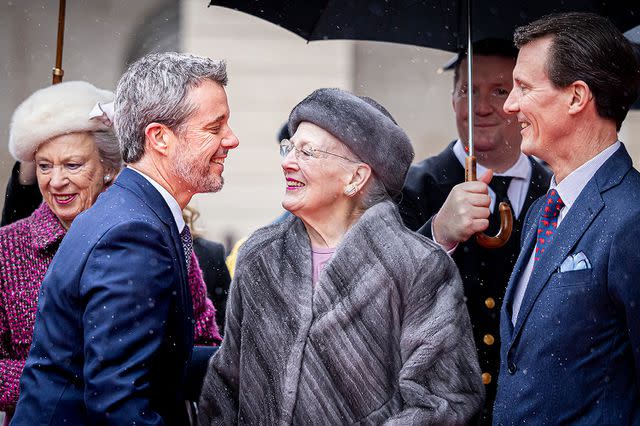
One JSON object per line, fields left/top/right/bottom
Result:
{"left": 520, "top": 139, "right": 537, "bottom": 157}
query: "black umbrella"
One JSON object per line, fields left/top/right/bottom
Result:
{"left": 208, "top": 0, "right": 640, "bottom": 52}
{"left": 208, "top": 0, "right": 640, "bottom": 247}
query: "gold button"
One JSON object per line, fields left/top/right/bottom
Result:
{"left": 483, "top": 334, "right": 495, "bottom": 346}
{"left": 482, "top": 372, "right": 492, "bottom": 384}
{"left": 485, "top": 297, "right": 496, "bottom": 309}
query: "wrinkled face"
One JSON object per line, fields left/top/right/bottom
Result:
{"left": 504, "top": 37, "right": 569, "bottom": 163}
{"left": 453, "top": 55, "right": 521, "bottom": 155}
{"left": 169, "top": 80, "right": 239, "bottom": 194}
{"left": 35, "top": 132, "right": 108, "bottom": 228}
{"left": 281, "top": 122, "right": 359, "bottom": 220}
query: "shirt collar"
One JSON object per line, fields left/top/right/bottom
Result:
{"left": 30, "top": 202, "right": 67, "bottom": 251}
{"left": 128, "top": 167, "right": 185, "bottom": 232}
{"left": 452, "top": 139, "right": 531, "bottom": 181}
{"left": 550, "top": 141, "right": 620, "bottom": 211}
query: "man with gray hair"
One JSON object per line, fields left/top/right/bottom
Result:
{"left": 12, "top": 52, "right": 239, "bottom": 425}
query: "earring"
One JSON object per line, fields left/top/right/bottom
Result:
{"left": 103, "top": 175, "right": 111, "bottom": 184}
{"left": 344, "top": 183, "right": 358, "bottom": 196}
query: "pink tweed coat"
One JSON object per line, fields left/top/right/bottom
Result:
{"left": 0, "top": 202, "right": 220, "bottom": 410}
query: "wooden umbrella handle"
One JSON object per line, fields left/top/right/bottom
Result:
{"left": 465, "top": 156, "right": 513, "bottom": 248}
{"left": 52, "top": 0, "right": 66, "bottom": 85}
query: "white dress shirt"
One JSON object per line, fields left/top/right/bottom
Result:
{"left": 510, "top": 141, "right": 621, "bottom": 325}
{"left": 128, "top": 167, "right": 185, "bottom": 233}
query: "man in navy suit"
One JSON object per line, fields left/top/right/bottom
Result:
{"left": 494, "top": 12, "right": 640, "bottom": 424}
{"left": 12, "top": 52, "right": 239, "bottom": 425}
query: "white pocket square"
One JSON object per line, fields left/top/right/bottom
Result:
{"left": 559, "top": 251, "right": 592, "bottom": 272}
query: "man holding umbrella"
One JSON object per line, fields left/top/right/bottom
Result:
{"left": 398, "top": 38, "right": 551, "bottom": 422}
{"left": 494, "top": 12, "right": 640, "bottom": 422}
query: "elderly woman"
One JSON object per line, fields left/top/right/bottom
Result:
{"left": 0, "top": 81, "right": 220, "bottom": 418}
{"left": 199, "top": 88, "right": 484, "bottom": 424}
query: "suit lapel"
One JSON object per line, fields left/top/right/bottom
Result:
{"left": 501, "top": 198, "right": 540, "bottom": 336}
{"left": 510, "top": 185, "right": 603, "bottom": 339}
{"left": 114, "top": 168, "right": 193, "bottom": 337}
{"left": 509, "top": 144, "right": 632, "bottom": 342}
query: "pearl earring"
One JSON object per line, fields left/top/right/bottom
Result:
{"left": 344, "top": 183, "right": 358, "bottom": 196}
{"left": 103, "top": 175, "right": 111, "bottom": 184}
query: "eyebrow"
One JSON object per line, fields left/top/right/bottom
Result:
{"left": 205, "top": 114, "right": 226, "bottom": 127}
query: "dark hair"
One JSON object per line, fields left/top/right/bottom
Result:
{"left": 514, "top": 12, "right": 640, "bottom": 131}
{"left": 453, "top": 38, "right": 518, "bottom": 87}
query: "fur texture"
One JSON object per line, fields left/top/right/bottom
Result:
{"left": 9, "top": 81, "right": 113, "bottom": 161}
{"left": 199, "top": 201, "right": 484, "bottom": 424}
{"left": 288, "top": 88, "right": 414, "bottom": 196}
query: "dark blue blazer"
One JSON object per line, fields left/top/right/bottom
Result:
{"left": 11, "top": 168, "right": 196, "bottom": 425}
{"left": 494, "top": 144, "right": 640, "bottom": 424}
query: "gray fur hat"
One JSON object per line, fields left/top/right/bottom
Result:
{"left": 288, "top": 88, "right": 414, "bottom": 196}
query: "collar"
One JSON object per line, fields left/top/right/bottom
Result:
{"left": 551, "top": 141, "right": 620, "bottom": 212}
{"left": 452, "top": 139, "right": 531, "bottom": 182}
{"left": 29, "top": 202, "right": 67, "bottom": 251}
{"left": 128, "top": 167, "right": 185, "bottom": 232}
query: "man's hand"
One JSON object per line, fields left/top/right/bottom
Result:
{"left": 432, "top": 170, "right": 493, "bottom": 250}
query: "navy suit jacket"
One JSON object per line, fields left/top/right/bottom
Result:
{"left": 494, "top": 144, "right": 640, "bottom": 424}
{"left": 11, "top": 168, "right": 196, "bottom": 425}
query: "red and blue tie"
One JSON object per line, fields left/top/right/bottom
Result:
{"left": 534, "top": 189, "right": 564, "bottom": 264}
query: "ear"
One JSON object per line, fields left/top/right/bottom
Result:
{"left": 348, "top": 163, "right": 372, "bottom": 192}
{"left": 144, "top": 122, "right": 171, "bottom": 156}
{"left": 567, "top": 80, "right": 592, "bottom": 115}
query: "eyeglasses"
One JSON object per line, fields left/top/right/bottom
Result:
{"left": 279, "top": 139, "right": 359, "bottom": 163}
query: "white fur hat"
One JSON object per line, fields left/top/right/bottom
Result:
{"left": 9, "top": 81, "right": 114, "bottom": 162}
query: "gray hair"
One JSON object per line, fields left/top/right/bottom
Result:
{"left": 359, "top": 173, "right": 391, "bottom": 211}
{"left": 93, "top": 130, "right": 123, "bottom": 173}
{"left": 114, "top": 52, "right": 228, "bottom": 163}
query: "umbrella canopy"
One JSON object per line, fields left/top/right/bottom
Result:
{"left": 208, "top": 0, "right": 640, "bottom": 53}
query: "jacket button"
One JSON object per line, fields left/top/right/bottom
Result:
{"left": 482, "top": 372, "right": 492, "bottom": 384}
{"left": 507, "top": 362, "right": 517, "bottom": 374}
{"left": 483, "top": 334, "right": 495, "bottom": 346}
{"left": 485, "top": 297, "right": 496, "bottom": 309}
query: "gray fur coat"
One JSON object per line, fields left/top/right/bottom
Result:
{"left": 198, "top": 201, "right": 484, "bottom": 425}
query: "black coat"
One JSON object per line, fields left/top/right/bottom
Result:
{"left": 1, "top": 162, "right": 42, "bottom": 227}
{"left": 398, "top": 142, "right": 551, "bottom": 422}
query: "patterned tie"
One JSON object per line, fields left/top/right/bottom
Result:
{"left": 534, "top": 189, "right": 564, "bottom": 265}
{"left": 180, "top": 225, "right": 193, "bottom": 275}
{"left": 487, "top": 176, "right": 513, "bottom": 235}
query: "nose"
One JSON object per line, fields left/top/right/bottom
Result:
{"left": 503, "top": 88, "right": 519, "bottom": 115}
{"left": 49, "top": 167, "right": 69, "bottom": 189}
{"left": 280, "top": 147, "right": 299, "bottom": 171}
{"left": 474, "top": 93, "right": 493, "bottom": 116}
{"left": 221, "top": 127, "right": 240, "bottom": 150}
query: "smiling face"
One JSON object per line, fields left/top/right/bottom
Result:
{"left": 504, "top": 36, "right": 572, "bottom": 165}
{"left": 281, "top": 122, "right": 359, "bottom": 222}
{"left": 453, "top": 55, "right": 521, "bottom": 167}
{"left": 169, "top": 79, "right": 239, "bottom": 194}
{"left": 35, "top": 132, "right": 109, "bottom": 228}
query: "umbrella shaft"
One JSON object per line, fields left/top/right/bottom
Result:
{"left": 467, "top": 0, "right": 474, "bottom": 157}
